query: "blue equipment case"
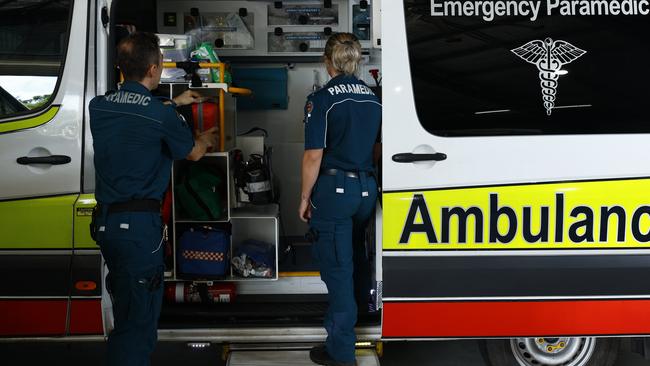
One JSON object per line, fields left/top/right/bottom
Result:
{"left": 178, "top": 227, "right": 230, "bottom": 278}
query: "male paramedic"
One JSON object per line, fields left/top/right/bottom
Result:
{"left": 89, "top": 32, "right": 216, "bottom": 366}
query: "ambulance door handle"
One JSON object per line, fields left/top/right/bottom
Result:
{"left": 17, "top": 155, "right": 71, "bottom": 165}
{"left": 392, "top": 152, "right": 447, "bottom": 163}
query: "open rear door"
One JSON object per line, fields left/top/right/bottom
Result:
{"left": 0, "top": 0, "right": 86, "bottom": 337}
{"left": 381, "top": 0, "right": 650, "bottom": 339}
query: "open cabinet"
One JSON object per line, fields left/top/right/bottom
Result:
{"left": 99, "top": 0, "right": 381, "bottom": 335}
{"left": 170, "top": 152, "right": 280, "bottom": 282}
{"left": 159, "top": 78, "right": 280, "bottom": 283}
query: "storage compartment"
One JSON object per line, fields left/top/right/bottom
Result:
{"left": 156, "top": 0, "right": 355, "bottom": 56}
{"left": 173, "top": 153, "right": 230, "bottom": 222}
{"left": 184, "top": 11, "right": 255, "bottom": 50}
{"left": 231, "top": 67, "right": 288, "bottom": 110}
{"left": 267, "top": 31, "right": 327, "bottom": 53}
{"left": 267, "top": 3, "right": 340, "bottom": 26}
{"left": 159, "top": 33, "right": 193, "bottom": 82}
{"left": 158, "top": 82, "right": 238, "bottom": 154}
{"left": 108, "top": 0, "right": 382, "bottom": 332}
{"left": 231, "top": 205, "right": 279, "bottom": 280}
{"left": 170, "top": 153, "right": 280, "bottom": 282}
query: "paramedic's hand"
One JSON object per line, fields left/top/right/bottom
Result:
{"left": 187, "top": 127, "right": 217, "bottom": 161}
{"left": 173, "top": 90, "right": 205, "bottom": 106}
{"left": 196, "top": 127, "right": 218, "bottom": 152}
{"left": 298, "top": 198, "right": 311, "bottom": 222}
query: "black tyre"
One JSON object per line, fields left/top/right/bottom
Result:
{"left": 482, "top": 337, "right": 619, "bottom": 366}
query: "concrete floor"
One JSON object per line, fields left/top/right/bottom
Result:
{"left": 1, "top": 340, "right": 650, "bottom": 365}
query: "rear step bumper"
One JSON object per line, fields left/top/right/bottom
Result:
{"left": 228, "top": 349, "right": 380, "bottom": 366}
{"left": 0, "top": 326, "right": 381, "bottom": 343}
{"left": 226, "top": 342, "right": 381, "bottom": 366}
{"left": 157, "top": 325, "right": 381, "bottom": 343}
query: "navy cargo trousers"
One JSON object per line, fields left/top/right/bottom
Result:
{"left": 96, "top": 210, "right": 165, "bottom": 366}
{"left": 309, "top": 171, "right": 377, "bottom": 364}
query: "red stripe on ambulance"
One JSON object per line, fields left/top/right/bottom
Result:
{"left": 69, "top": 299, "right": 103, "bottom": 335}
{"left": 0, "top": 300, "right": 67, "bottom": 336}
{"left": 383, "top": 299, "right": 650, "bottom": 338}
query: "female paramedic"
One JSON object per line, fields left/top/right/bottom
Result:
{"left": 298, "top": 33, "right": 382, "bottom": 366}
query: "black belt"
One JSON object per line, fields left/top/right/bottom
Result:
{"left": 321, "top": 168, "right": 371, "bottom": 179}
{"left": 107, "top": 199, "right": 161, "bottom": 214}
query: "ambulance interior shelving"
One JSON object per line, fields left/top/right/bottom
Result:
{"left": 103, "top": 0, "right": 382, "bottom": 331}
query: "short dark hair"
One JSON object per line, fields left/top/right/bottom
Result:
{"left": 117, "top": 32, "right": 161, "bottom": 81}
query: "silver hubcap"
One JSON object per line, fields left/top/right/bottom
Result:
{"left": 510, "top": 337, "right": 596, "bottom": 366}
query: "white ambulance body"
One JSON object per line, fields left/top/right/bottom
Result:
{"left": 1, "top": 0, "right": 650, "bottom": 365}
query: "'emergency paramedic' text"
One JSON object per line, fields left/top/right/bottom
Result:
{"left": 431, "top": 0, "right": 650, "bottom": 22}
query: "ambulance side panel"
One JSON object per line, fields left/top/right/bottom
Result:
{"left": 381, "top": 0, "right": 650, "bottom": 338}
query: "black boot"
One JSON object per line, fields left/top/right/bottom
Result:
{"left": 309, "top": 345, "right": 356, "bottom": 366}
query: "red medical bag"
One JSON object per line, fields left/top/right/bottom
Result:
{"left": 191, "top": 101, "right": 219, "bottom": 132}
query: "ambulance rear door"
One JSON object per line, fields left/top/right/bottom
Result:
{"left": 381, "top": 0, "right": 650, "bottom": 339}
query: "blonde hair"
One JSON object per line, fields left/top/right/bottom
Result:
{"left": 324, "top": 33, "right": 362, "bottom": 76}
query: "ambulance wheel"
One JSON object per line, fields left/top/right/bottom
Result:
{"left": 482, "top": 337, "right": 619, "bottom": 366}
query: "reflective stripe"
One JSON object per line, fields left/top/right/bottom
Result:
{"left": 0, "top": 106, "right": 60, "bottom": 134}
{"left": 382, "top": 300, "right": 650, "bottom": 338}
{"left": 197, "top": 102, "right": 204, "bottom": 131}
{"left": 0, "top": 195, "right": 78, "bottom": 250}
{"left": 88, "top": 107, "right": 163, "bottom": 124}
{"left": 383, "top": 178, "right": 650, "bottom": 251}
{"left": 175, "top": 283, "right": 184, "bottom": 303}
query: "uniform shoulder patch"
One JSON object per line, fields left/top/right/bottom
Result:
{"left": 304, "top": 100, "right": 314, "bottom": 124}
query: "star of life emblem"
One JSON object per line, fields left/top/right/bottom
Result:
{"left": 511, "top": 38, "right": 586, "bottom": 115}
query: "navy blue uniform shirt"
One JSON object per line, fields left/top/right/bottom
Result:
{"left": 89, "top": 81, "right": 194, "bottom": 205}
{"left": 304, "top": 74, "right": 381, "bottom": 172}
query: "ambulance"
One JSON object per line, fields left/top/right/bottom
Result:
{"left": 1, "top": 0, "right": 650, "bottom": 365}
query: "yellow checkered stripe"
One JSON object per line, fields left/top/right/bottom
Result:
{"left": 182, "top": 250, "right": 225, "bottom": 262}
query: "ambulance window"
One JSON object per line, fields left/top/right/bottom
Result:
{"left": 404, "top": 0, "right": 650, "bottom": 136}
{"left": 0, "top": 0, "right": 72, "bottom": 119}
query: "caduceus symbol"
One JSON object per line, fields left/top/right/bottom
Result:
{"left": 511, "top": 38, "right": 586, "bottom": 115}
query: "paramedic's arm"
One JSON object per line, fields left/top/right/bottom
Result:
{"left": 172, "top": 90, "right": 204, "bottom": 106}
{"left": 299, "top": 96, "right": 326, "bottom": 222}
{"left": 186, "top": 128, "right": 217, "bottom": 161}
{"left": 374, "top": 115, "right": 382, "bottom": 166}
{"left": 161, "top": 91, "right": 214, "bottom": 161}
{"left": 161, "top": 105, "right": 212, "bottom": 161}
{"left": 374, "top": 143, "right": 381, "bottom": 166}
{"left": 299, "top": 149, "right": 323, "bottom": 222}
